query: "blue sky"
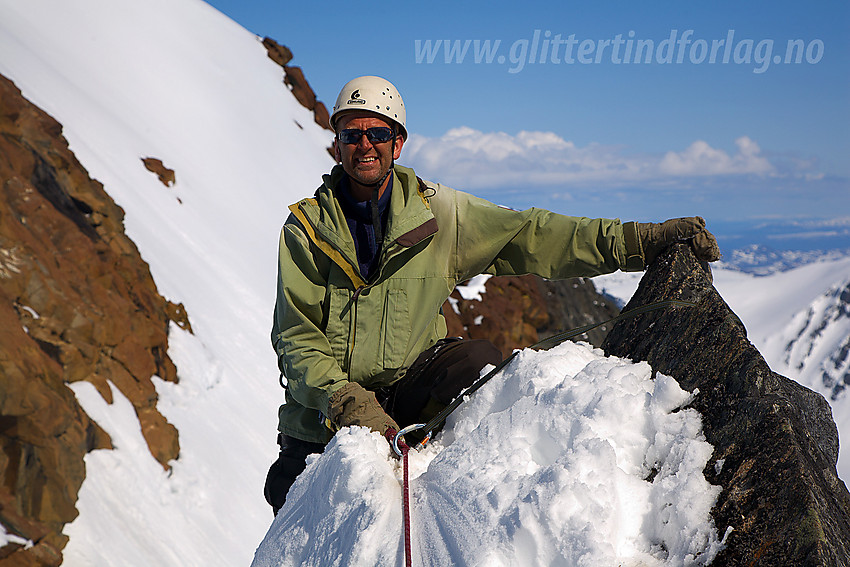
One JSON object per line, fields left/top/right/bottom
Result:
{"left": 204, "top": 0, "right": 849, "bottom": 250}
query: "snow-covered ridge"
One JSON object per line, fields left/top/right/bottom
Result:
{"left": 254, "top": 342, "right": 726, "bottom": 567}
{"left": 772, "top": 277, "right": 850, "bottom": 401}
{"left": 757, "top": 270, "right": 850, "bottom": 489}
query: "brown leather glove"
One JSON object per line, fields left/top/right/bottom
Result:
{"left": 637, "top": 216, "right": 721, "bottom": 265}
{"left": 327, "top": 382, "right": 400, "bottom": 436}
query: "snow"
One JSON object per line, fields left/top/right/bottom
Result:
{"left": 0, "top": 525, "right": 33, "bottom": 551}
{"left": 0, "top": 0, "right": 842, "bottom": 564}
{"left": 456, "top": 273, "right": 493, "bottom": 301}
{"left": 254, "top": 342, "right": 725, "bottom": 567}
{"left": 19, "top": 305, "right": 40, "bottom": 319}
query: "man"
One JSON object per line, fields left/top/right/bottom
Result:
{"left": 264, "top": 76, "right": 720, "bottom": 515}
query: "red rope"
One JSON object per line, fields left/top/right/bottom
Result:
{"left": 388, "top": 429, "right": 413, "bottom": 567}
{"left": 402, "top": 446, "right": 412, "bottom": 567}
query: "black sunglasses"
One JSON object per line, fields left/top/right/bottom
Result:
{"left": 337, "top": 127, "right": 395, "bottom": 145}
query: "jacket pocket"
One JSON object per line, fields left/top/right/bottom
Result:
{"left": 381, "top": 289, "right": 410, "bottom": 369}
{"left": 326, "top": 287, "right": 351, "bottom": 369}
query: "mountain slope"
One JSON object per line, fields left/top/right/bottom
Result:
{"left": 755, "top": 271, "right": 850, "bottom": 401}
{"left": 0, "top": 0, "right": 333, "bottom": 564}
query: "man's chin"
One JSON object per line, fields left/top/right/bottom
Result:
{"left": 350, "top": 170, "right": 386, "bottom": 187}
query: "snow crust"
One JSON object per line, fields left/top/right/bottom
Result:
{"left": 0, "top": 525, "right": 32, "bottom": 551}
{"left": 254, "top": 342, "right": 724, "bottom": 567}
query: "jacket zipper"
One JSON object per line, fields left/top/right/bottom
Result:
{"left": 343, "top": 242, "right": 400, "bottom": 378}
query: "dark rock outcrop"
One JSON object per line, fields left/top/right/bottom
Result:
{"left": 0, "top": 74, "right": 186, "bottom": 565}
{"left": 536, "top": 277, "right": 620, "bottom": 347}
{"left": 602, "top": 243, "right": 850, "bottom": 566}
{"left": 442, "top": 275, "right": 619, "bottom": 355}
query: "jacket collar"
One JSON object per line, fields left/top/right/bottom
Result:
{"left": 314, "top": 164, "right": 436, "bottom": 249}
{"left": 291, "top": 165, "right": 438, "bottom": 287}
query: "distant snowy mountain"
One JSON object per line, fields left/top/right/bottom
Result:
{"left": 771, "top": 277, "right": 850, "bottom": 401}
{"left": 717, "top": 244, "right": 850, "bottom": 275}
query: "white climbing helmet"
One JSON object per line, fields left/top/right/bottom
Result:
{"left": 330, "top": 76, "right": 407, "bottom": 140}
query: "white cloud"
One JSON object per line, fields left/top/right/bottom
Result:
{"left": 791, "top": 216, "right": 850, "bottom": 228}
{"left": 659, "top": 137, "right": 773, "bottom": 176}
{"left": 402, "top": 128, "right": 778, "bottom": 190}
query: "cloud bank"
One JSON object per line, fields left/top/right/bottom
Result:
{"left": 401, "top": 127, "right": 848, "bottom": 230}
{"left": 402, "top": 127, "right": 775, "bottom": 190}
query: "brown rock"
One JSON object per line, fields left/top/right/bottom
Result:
{"left": 141, "top": 157, "right": 175, "bottom": 187}
{"left": 261, "top": 37, "right": 292, "bottom": 67}
{"left": 313, "top": 101, "right": 330, "bottom": 131}
{"left": 442, "top": 274, "right": 620, "bottom": 356}
{"left": 166, "top": 301, "right": 193, "bottom": 333}
{"left": 283, "top": 66, "right": 317, "bottom": 112}
{"left": 0, "top": 73, "right": 186, "bottom": 564}
{"left": 261, "top": 36, "right": 333, "bottom": 133}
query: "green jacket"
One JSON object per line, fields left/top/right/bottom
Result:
{"left": 272, "top": 164, "right": 644, "bottom": 443}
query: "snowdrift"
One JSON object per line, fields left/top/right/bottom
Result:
{"left": 253, "top": 341, "right": 725, "bottom": 567}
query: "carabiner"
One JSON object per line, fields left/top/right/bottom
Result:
{"left": 393, "top": 423, "right": 427, "bottom": 457}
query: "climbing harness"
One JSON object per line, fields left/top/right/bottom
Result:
{"left": 389, "top": 298, "right": 696, "bottom": 567}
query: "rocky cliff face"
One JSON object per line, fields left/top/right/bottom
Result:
{"left": 0, "top": 74, "right": 188, "bottom": 566}
{"left": 602, "top": 244, "right": 850, "bottom": 566}
{"left": 442, "top": 274, "right": 619, "bottom": 356}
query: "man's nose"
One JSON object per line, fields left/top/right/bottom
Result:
{"left": 356, "top": 133, "right": 373, "bottom": 150}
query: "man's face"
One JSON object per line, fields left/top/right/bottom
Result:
{"left": 333, "top": 112, "right": 404, "bottom": 188}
